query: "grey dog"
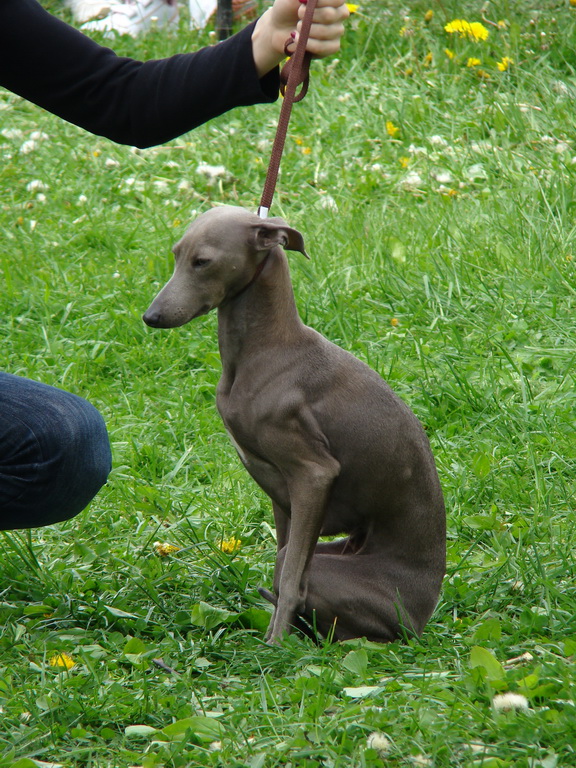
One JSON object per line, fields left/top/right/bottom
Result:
{"left": 143, "top": 205, "right": 446, "bottom": 644}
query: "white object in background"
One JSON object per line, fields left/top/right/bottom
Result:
{"left": 80, "top": 0, "right": 179, "bottom": 36}
{"left": 188, "top": 0, "right": 217, "bottom": 29}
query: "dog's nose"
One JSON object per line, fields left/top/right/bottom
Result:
{"left": 143, "top": 309, "right": 161, "bottom": 327}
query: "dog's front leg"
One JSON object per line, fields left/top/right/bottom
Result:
{"left": 266, "top": 456, "right": 339, "bottom": 644}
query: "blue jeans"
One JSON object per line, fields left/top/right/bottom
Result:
{"left": 0, "top": 373, "right": 112, "bottom": 530}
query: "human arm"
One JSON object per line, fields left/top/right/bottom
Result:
{"left": 0, "top": 0, "right": 347, "bottom": 149}
{"left": 0, "top": 0, "right": 275, "bottom": 148}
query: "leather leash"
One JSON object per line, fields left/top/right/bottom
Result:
{"left": 258, "top": 0, "right": 318, "bottom": 219}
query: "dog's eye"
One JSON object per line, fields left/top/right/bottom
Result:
{"left": 193, "top": 257, "right": 210, "bottom": 269}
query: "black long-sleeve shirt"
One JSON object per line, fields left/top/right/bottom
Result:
{"left": 0, "top": 0, "right": 279, "bottom": 147}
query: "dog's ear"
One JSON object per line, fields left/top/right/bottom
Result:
{"left": 251, "top": 218, "right": 309, "bottom": 259}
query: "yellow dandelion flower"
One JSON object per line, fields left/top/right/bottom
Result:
{"left": 467, "top": 57, "right": 481, "bottom": 67}
{"left": 153, "top": 541, "right": 181, "bottom": 557}
{"left": 423, "top": 52, "right": 433, "bottom": 66}
{"left": 93, "top": 150, "right": 101, "bottom": 158}
{"left": 386, "top": 121, "right": 400, "bottom": 138}
{"left": 497, "top": 56, "right": 513, "bottom": 71}
{"left": 220, "top": 536, "right": 242, "bottom": 554}
{"left": 399, "top": 156, "right": 410, "bottom": 168}
{"left": 49, "top": 653, "right": 75, "bottom": 670}
{"left": 477, "top": 69, "right": 491, "bottom": 80}
{"left": 346, "top": 3, "right": 359, "bottom": 13}
{"left": 497, "top": 19, "right": 507, "bottom": 28}
{"left": 424, "top": 9, "right": 433, "bottom": 22}
{"left": 301, "top": 146, "right": 312, "bottom": 155}
{"left": 570, "top": 0, "right": 576, "bottom": 7}
{"left": 390, "top": 317, "right": 399, "bottom": 327}
{"left": 444, "top": 48, "right": 455, "bottom": 59}
{"left": 295, "top": 137, "right": 304, "bottom": 145}
{"left": 445, "top": 19, "right": 489, "bottom": 42}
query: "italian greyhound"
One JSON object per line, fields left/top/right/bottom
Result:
{"left": 143, "top": 205, "right": 446, "bottom": 644}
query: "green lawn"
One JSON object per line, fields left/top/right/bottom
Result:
{"left": 1, "top": 0, "right": 575, "bottom": 765}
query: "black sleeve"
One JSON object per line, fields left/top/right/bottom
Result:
{"left": 0, "top": 0, "right": 279, "bottom": 148}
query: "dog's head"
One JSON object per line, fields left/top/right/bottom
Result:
{"left": 143, "top": 205, "right": 307, "bottom": 329}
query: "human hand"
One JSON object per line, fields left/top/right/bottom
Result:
{"left": 252, "top": 0, "right": 349, "bottom": 77}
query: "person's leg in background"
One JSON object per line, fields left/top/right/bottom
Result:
{"left": 0, "top": 372, "right": 112, "bottom": 531}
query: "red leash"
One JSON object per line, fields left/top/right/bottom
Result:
{"left": 258, "top": 0, "right": 318, "bottom": 218}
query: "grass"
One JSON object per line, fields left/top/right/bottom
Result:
{"left": 1, "top": 0, "right": 576, "bottom": 764}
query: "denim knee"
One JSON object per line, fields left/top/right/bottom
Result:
{"left": 0, "top": 373, "right": 112, "bottom": 530}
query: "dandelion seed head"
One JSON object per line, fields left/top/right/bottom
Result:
{"left": 492, "top": 692, "right": 530, "bottom": 712}
{"left": 366, "top": 732, "right": 392, "bottom": 756}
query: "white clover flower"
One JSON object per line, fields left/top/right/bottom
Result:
{"left": 555, "top": 141, "right": 570, "bottom": 154}
{"left": 78, "top": 194, "right": 88, "bottom": 204}
{"left": 429, "top": 134, "right": 448, "bottom": 146}
{"left": 366, "top": 732, "right": 392, "bottom": 756}
{"left": 1, "top": 128, "right": 23, "bottom": 140}
{"left": 105, "top": 158, "right": 120, "bottom": 168}
{"left": 153, "top": 180, "right": 170, "bottom": 191}
{"left": 209, "top": 740, "right": 222, "bottom": 751}
{"left": 196, "top": 164, "right": 229, "bottom": 180}
{"left": 403, "top": 171, "right": 424, "bottom": 187}
{"left": 123, "top": 177, "right": 145, "bottom": 191}
{"left": 30, "top": 131, "right": 49, "bottom": 141}
{"left": 319, "top": 195, "right": 338, "bottom": 211}
{"left": 466, "top": 163, "right": 488, "bottom": 180}
{"left": 177, "top": 180, "right": 191, "bottom": 191}
{"left": 26, "top": 179, "right": 48, "bottom": 192}
{"left": 36, "top": 193, "right": 47, "bottom": 203}
{"left": 412, "top": 755, "right": 432, "bottom": 767}
{"left": 432, "top": 170, "right": 453, "bottom": 184}
{"left": 492, "top": 692, "right": 530, "bottom": 712}
{"left": 20, "top": 140, "right": 39, "bottom": 154}
{"left": 408, "top": 143, "right": 428, "bottom": 156}
{"left": 552, "top": 80, "right": 570, "bottom": 96}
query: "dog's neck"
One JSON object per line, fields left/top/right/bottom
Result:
{"left": 217, "top": 246, "right": 304, "bottom": 375}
